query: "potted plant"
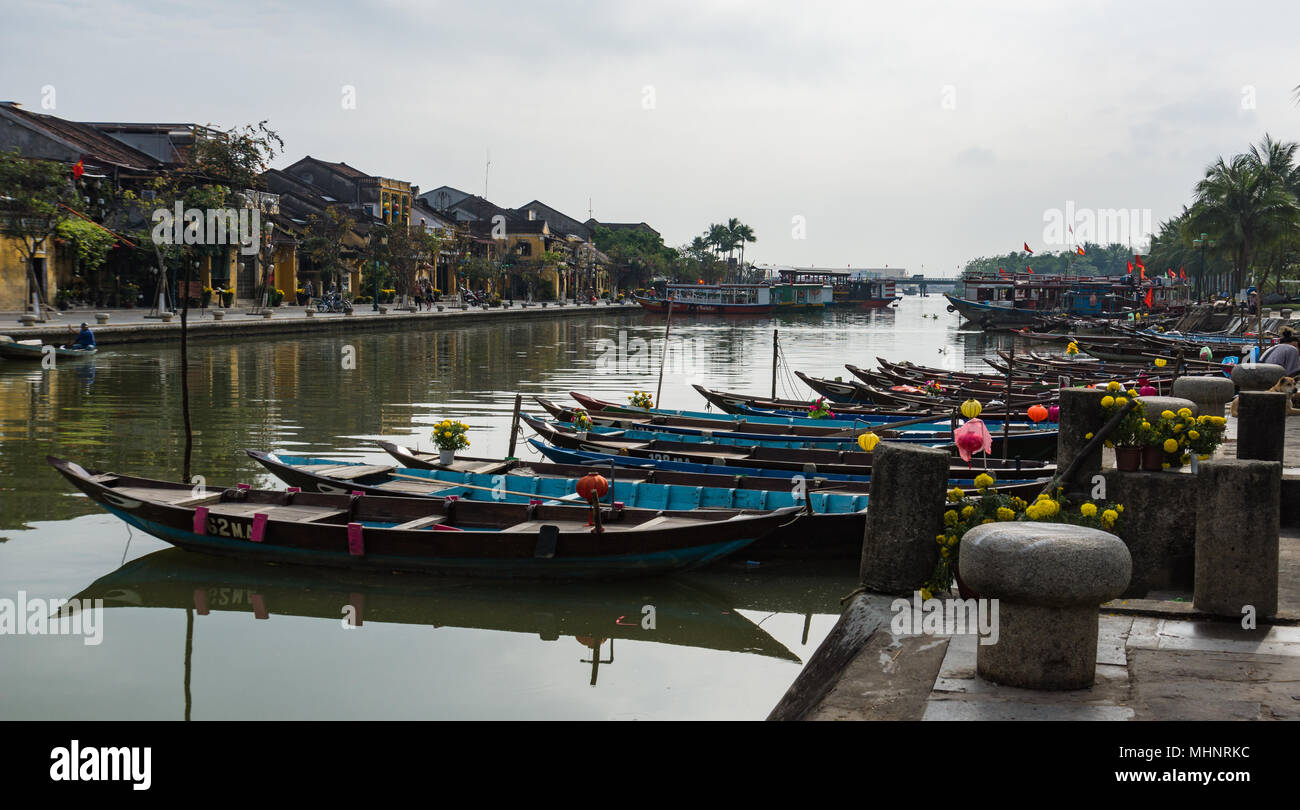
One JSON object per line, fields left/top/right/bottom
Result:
{"left": 270, "top": 288, "right": 285, "bottom": 307}
{"left": 296, "top": 288, "right": 309, "bottom": 306}
{"left": 926, "top": 475, "right": 1124, "bottom": 600}
{"left": 218, "top": 288, "right": 234, "bottom": 307}
{"left": 201, "top": 286, "right": 214, "bottom": 308}
{"left": 628, "top": 390, "right": 654, "bottom": 410}
{"left": 432, "top": 419, "right": 470, "bottom": 465}
{"left": 1097, "top": 383, "right": 1144, "bottom": 471}
{"left": 1185, "top": 413, "right": 1228, "bottom": 470}
{"left": 571, "top": 408, "right": 593, "bottom": 439}
{"left": 121, "top": 283, "right": 140, "bottom": 308}
{"left": 1146, "top": 407, "right": 1198, "bottom": 470}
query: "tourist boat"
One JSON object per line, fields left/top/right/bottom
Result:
{"left": 775, "top": 269, "right": 900, "bottom": 309}
{"left": 48, "top": 457, "right": 801, "bottom": 579}
{"left": 632, "top": 278, "right": 833, "bottom": 315}
{"left": 523, "top": 417, "right": 1058, "bottom": 476}
{"left": 76, "top": 548, "right": 802, "bottom": 663}
{"left": 947, "top": 272, "right": 1193, "bottom": 329}
{"left": 0, "top": 336, "right": 97, "bottom": 361}
{"left": 250, "top": 451, "right": 871, "bottom": 558}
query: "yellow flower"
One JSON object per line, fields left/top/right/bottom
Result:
{"left": 1115, "top": 396, "right": 1127, "bottom": 406}
{"left": 920, "top": 588, "right": 933, "bottom": 601}
{"left": 947, "top": 487, "right": 966, "bottom": 502}
{"left": 936, "top": 534, "right": 947, "bottom": 544}
{"left": 1115, "top": 505, "right": 1123, "bottom": 513}
{"left": 1161, "top": 410, "right": 1175, "bottom": 420}
{"left": 961, "top": 505, "right": 975, "bottom": 519}
{"left": 1107, "top": 381, "right": 1121, "bottom": 392}
{"left": 1177, "top": 408, "right": 1192, "bottom": 418}
{"left": 1085, "top": 432, "right": 1094, "bottom": 440}
{"left": 981, "top": 519, "right": 994, "bottom": 525}
{"left": 1127, "top": 389, "right": 1138, "bottom": 397}
{"left": 1173, "top": 424, "right": 1183, "bottom": 433}
{"left": 1010, "top": 497, "right": 1026, "bottom": 509}
{"left": 1140, "top": 421, "right": 1151, "bottom": 430}
{"left": 1162, "top": 439, "right": 1177, "bottom": 453}
{"left": 1080, "top": 503, "right": 1098, "bottom": 517}
{"left": 973, "top": 473, "right": 995, "bottom": 490}
{"left": 997, "top": 507, "right": 1015, "bottom": 521}
{"left": 940, "top": 547, "right": 950, "bottom": 558}
{"left": 946, "top": 535, "right": 957, "bottom": 547}
{"left": 1188, "top": 430, "right": 1199, "bottom": 440}
{"left": 1025, "top": 505, "right": 1040, "bottom": 519}
{"left": 1037, "top": 493, "right": 1050, "bottom": 501}
{"left": 943, "top": 510, "right": 958, "bottom": 526}
{"left": 1102, "top": 509, "right": 1118, "bottom": 523}
{"left": 1100, "top": 396, "right": 1115, "bottom": 408}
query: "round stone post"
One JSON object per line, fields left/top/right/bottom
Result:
{"left": 1194, "top": 459, "right": 1281, "bottom": 618}
{"left": 1170, "top": 376, "right": 1234, "bottom": 418}
{"left": 1230, "top": 362, "right": 1285, "bottom": 392}
{"left": 960, "top": 523, "right": 1131, "bottom": 690}
{"left": 859, "top": 442, "right": 950, "bottom": 593}
{"left": 1235, "top": 392, "right": 1288, "bottom": 463}
{"left": 1056, "top": 388, "right": 1107, "bottom": 473}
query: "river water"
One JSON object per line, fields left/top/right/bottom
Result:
{"left": 0, "top": 296, "right": 1021, "bottom": 720}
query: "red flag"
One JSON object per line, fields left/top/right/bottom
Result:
{"left": 1167, "top": 269, "right": 1175, "bottom": 279}
{"left": 1126, "top": 260, "right": 1133, "bottom": 273}
{"left": 998, "top": 267, "right": 1006, "bottom": 276}
{"left": 1135, "top": 255, "right": 1145, "bottom": 270}
{"left": 1076, "top": 246, "right": 1086, "bottom": 256}
{"left": 72, "top": 160, "right": 84, "bottom": 180}
{"left": 1023, "top": 242, "right": 1033, "bottom": 254}
{"left": 1179, "top": 266, "right": 1186, "bottom": 280}
{"left": 1026, "top": 266, "right": 1034, "bottom": 274}
{"left": 1144, "top": 288, "right": 1153, "bottom": 308}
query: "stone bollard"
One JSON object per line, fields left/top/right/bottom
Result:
{"left": 1102, "top": 470, "right": 1198, "bottom": 596}
{"left": 1230, "top": 362, "right": 1285, "bottom": 391}
{"left": 859, "top": 442, "right": 950, "bottom": 593}
{"left": 1171, "top": 376, "right": 1235, "bottom": 419}
{"left": 18, "top": 314, "right": 37, "bottom": 326}
{"left": 261, "top": 311, "right": 273, "bottom": 319}
{"left": 960, "top": 523, "right": 1131, "bottom": 690}
{"left": 1136, "top": 394, "right": 1196, "bottom": 420}
{"left": 1235, "top": 392, "right": 1288, "bottom": 463}
{"left": 94, "top": 313, "right": 110, "bottom": 325}
{"left": 1194, "top": 459, "right": 1281, "bottom": 618}
{"left": 1056, "top": 388, "right": 1108, "bottom": 473}
{"left": 305, "top": 309, "right": 315, "bottom": 317}
{"left": 212, "top": 310, "right": 225, "bottom": 321}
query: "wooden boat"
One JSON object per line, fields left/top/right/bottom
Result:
{"left": 48, "top": 457, "right": 802, "bottom": 579}
{"left": 529, "top": 410, "right": 1058, "bottom": 459}
{"left": 77, "top": 548, "right": 802, "bottom": 662}
{"left": 0, "top": 336, "right": 97, "bottom": 361}
{"left": 689, "top": 383, "right": 1024, "bottom": 420}
{"left": 252, "top": 450, "right": 871, "bottom": 558}
{"left": 943, "top": 293, "right": 1042, "bottom": 327}
{"left": 798, "top": 372, "right": 1059, "bottom": 410}
{"left": 523, "top": 417, "right": 1057, "bottom": 477}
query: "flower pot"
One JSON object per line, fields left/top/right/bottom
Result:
{"left": 439, "top": 449, "right": 455, "bottom": 466}
{"left": 1141, "top": 446, "right": 1164, "bottom": 471}
{"left": 1115, "top": 446, "right": 1141, "bottom": 472}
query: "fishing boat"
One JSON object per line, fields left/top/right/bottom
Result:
{"left": 529, "top": 409, "right": 1058, "bottom": 458}
{"left": 523, "top": 417, "right": 1057, "bottom": 476}
{"left": 775, "top": 268, "right": 900, "bottom": 309}
{"left": 48, "top": 457, "right": 801, "bottom": 579}
{"left": 251, "top": 450, "right": 871, "bottom": 558}
{"left": 0, "top": 336, "right": 97, "bottom": 361}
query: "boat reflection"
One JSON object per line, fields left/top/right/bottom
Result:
{"left": 71, "top": 549, "right": 804, "bottom": 711}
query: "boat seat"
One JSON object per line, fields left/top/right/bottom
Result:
{"left": 321, "top": 464, "right": 396, "bottom": 480}
{"left": 172, "top": 493, "right": 225, "bottom": 507}
{"left": 389, "top": 515, "right": 448, "bottom": 531}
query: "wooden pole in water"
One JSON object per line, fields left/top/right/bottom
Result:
{"left": 507, "top": 393, "right": 522, "bottom": 458}
{"left": 771, "top": 329, "right": 779, "bottom": 400}
{"left": 1003, "top": 342, "right": 1013, "bottom": 460}
{"left": 654, "top": 299, "right": 673, "bottom": 408}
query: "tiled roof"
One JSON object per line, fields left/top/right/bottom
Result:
{"left": 0, "top": 103, "right": 162, "bottom": 171}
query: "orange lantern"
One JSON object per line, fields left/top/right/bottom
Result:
{"left": 1027, "top": 404, "right": 1049, "bottom": 423}
{"left": 576, "top": 473, "right": 609, "bottom": 501}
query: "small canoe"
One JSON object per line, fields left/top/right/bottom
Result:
{"left": 0, "top": 337, "right": 97, "bottom": 361}
{"left": 250, "top": 450, "right": 871, "bottom": 558}
{"left": 49, "top": 457, "right": 801, "bottom": 579}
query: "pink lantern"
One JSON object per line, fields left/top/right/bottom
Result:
{"left": 1047, "top": 405, "right": 1059, "bottom": 423}
{"left": 953, "top": 418, "right": 993, "bottom": 464}
{"left": 1139, "top": 385, "right": 1156, "bottom": 397}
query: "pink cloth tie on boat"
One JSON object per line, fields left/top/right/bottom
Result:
{"left": 193, "top": 506, "right": 209, "bottom": 535}
{"left": 347, "top": 522, "right": 365, "bottom": 555}
{"left": 251, "top": 512, "right": 268, "bottom": 543}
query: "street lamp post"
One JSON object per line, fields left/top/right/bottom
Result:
{"left": 1192, "top": 232, "right": 1214, "bottom": 303}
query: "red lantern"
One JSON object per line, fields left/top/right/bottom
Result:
{"left": 576, "top": 473, "right": 609, "bottom": 501}
{"left": 1027, "top": 404, "right": 1049, "bottom": 423}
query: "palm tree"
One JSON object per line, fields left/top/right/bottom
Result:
{"left": 1188, "top": 141, "right": 1298, "bottom": 292}
{"left": 733, "top": 222, "right": 756, "bottom": 268}
{"left": 706, "top": 223, "right": 730, "bottom": 261}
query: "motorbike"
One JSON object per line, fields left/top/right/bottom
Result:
{"left": 316, "top": 292, "right": 353, "bottom": 313}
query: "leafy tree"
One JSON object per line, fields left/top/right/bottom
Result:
{"left": 0, "top": 148, "right": 82, "bottom": 311}
{"left": 302, "top": 206, "right": 358, "bottom": 290}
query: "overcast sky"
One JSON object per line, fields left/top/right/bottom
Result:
{"left": 4, "top": 0, "right": 1299, "bottom": 276}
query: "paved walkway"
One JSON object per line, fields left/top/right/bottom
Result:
{"left": 793, "top": 527, "right": 1300, "bottom": 721}
{"left": 1, "top": 300, "right": 639, "bottom": 344}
